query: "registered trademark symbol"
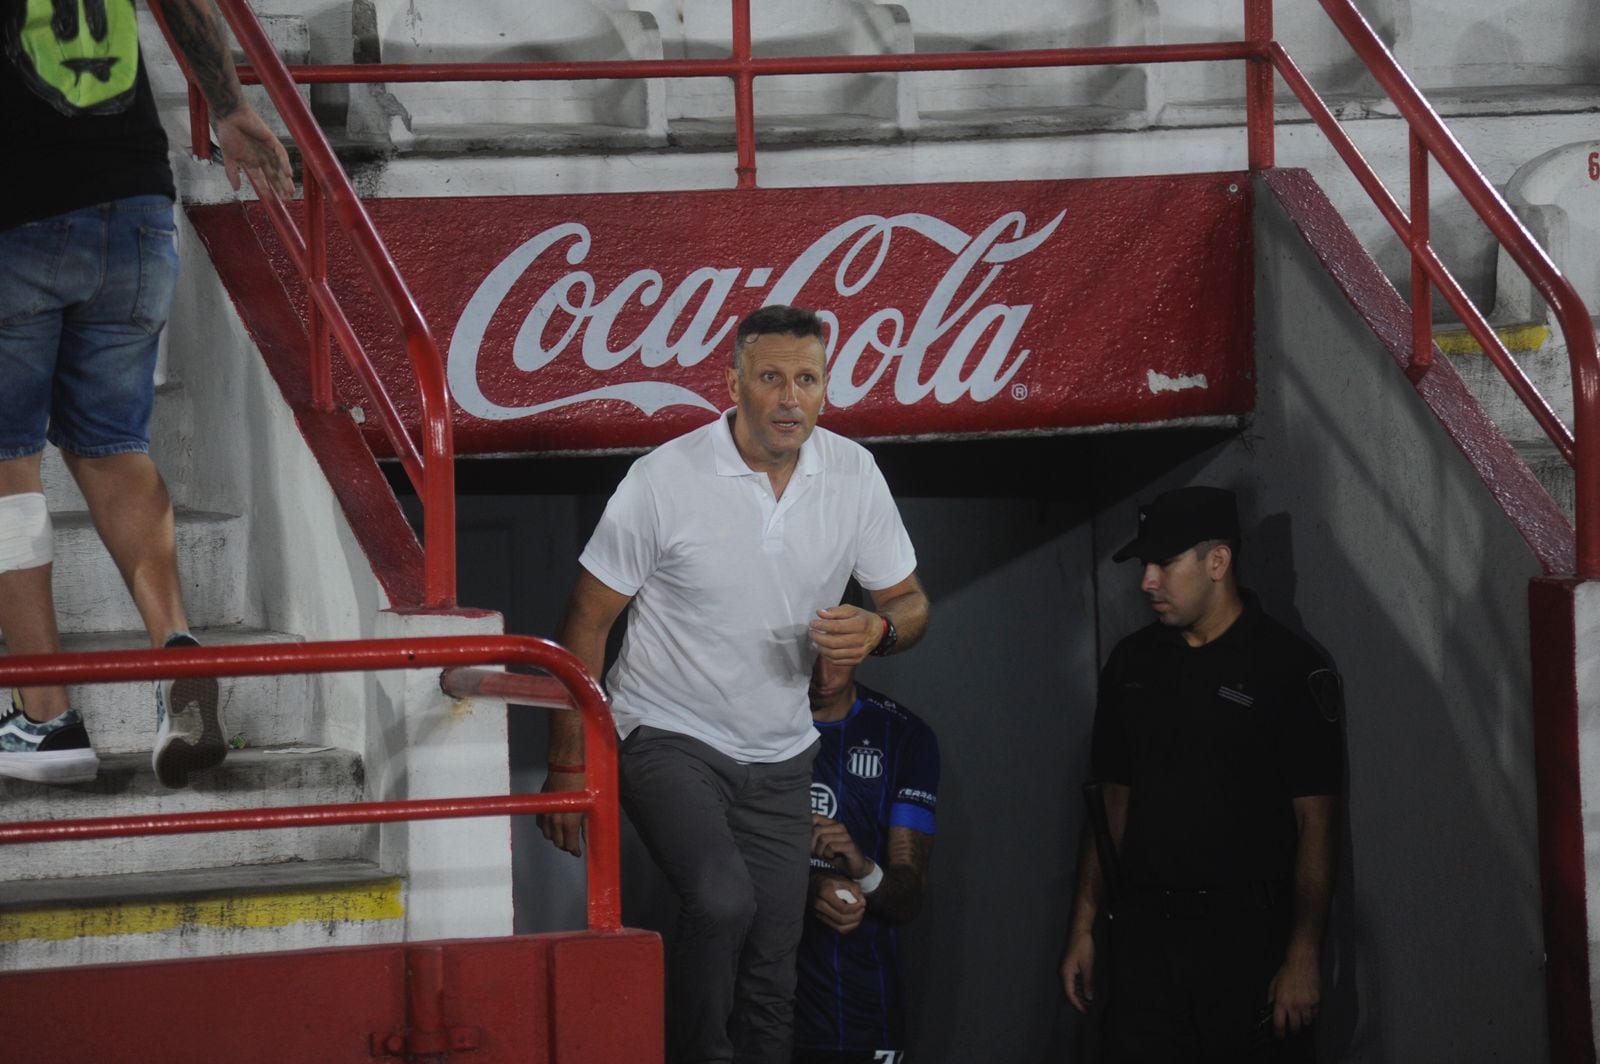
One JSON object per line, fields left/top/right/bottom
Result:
{"left": 1011, "top": 383, "right": 1029, "bottom": 401}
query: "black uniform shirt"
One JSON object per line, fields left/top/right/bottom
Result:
{"left": 1091, "top": 592, "right": 1342, "bottom": 891}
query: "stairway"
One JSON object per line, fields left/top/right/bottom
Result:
{"left": 0, "top": 11, "right": 519, "bottom": 975}
{"left": 1, "top": 378, "right": 403, "bottom": 971}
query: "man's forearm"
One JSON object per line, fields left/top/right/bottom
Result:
{"left": 549, "top": 622, "right": 606, "bottom": 766}
{"left": 874, "top": 582, "right": 930, "bottom": 654}
{"left": 1069, "top": 781, "right": 1127, "bottom": 940}
{"left": 152, "top": 0, "right": 245, "bottom": 117}
{"left": 865, "top": 863, "right": 924, "bottom": 923}
{"left": 1067, "top": 831, "right": 1104, "bottom": 942}
{"left": 863, "top": 827, "right": 932, "bottom": 922}
{"left": 1284, "top": 796, "right": 1338, "bottom": 963}
{"left": 551, "top": 573, "right": 625, "bottom": 769}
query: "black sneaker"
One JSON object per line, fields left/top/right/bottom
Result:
{"left": 152, "top": 633, "right": 225, "bottom": 788}
{"left": 0, "top": 690, "right": 100, "bottom": 784}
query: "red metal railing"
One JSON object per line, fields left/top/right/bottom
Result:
{"left": 164, "top": 0, "right": 1596, "bottom": 575}
{"left": 1268, "top": 0, "right": 1600, "bottom": 575}
{"left": 0, "top": 638, "right": 622, "bottom": 931}
{"left": 148, "top": 0, "right": 457, "bottom": 609}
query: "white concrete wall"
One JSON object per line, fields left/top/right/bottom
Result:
{"left": 164, "top": 203, "right": 381, "bottom": 753}
{"left": 372, "top": 609, "right": 514, "bottom": 940}
{"left": 166, "top": 147, "right": 515, "bottom": 941}
{"left": 1393, "top": 0, "right": 1600, "bottom": 91}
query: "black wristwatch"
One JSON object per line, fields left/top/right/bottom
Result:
{"left": 870, "top": 614, "right": 898, "bottom": 656}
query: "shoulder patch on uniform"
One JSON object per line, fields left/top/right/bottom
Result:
{"left": 1307, "top": 668, "right": 1343, "bottom": 723}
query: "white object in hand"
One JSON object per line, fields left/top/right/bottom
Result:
{"left": 834, "top": 887, "right": 859, "bottom": 905}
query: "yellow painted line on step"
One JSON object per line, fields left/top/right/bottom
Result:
{"left": 1433, "top": 323, "right": 1550, "bottom": 357}
{"left": 0, "top": 879, "right": 404, "bottom": 943}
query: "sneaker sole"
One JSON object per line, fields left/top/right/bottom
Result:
{"left": 153, "top": 677, "right": 226, "bottom": 788}
{"left": 0, "top": 749, "right": 101, "bottom": 785}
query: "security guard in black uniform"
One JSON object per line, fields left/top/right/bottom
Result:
{"left": 1061, "top": 487, "right": 1342, "bottom": 1064}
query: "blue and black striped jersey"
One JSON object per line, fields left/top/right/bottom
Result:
{"left": 795, "top": 684, "right": 940, "bottom": 1055}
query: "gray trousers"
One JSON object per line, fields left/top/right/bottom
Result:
{"left": 620, "top": 725, "right": 818, "bottom": 1064}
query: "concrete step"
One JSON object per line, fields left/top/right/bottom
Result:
{"left": 0, "top": 748, "right": 367, "bottom": 883}
{"left": 50, "top": 509, "right": 249, "bottom": 634}
{"left": 1435, "top": 322, "right": 1579, "bottom": 525}
{"left": 1438, "top": 322, "right": 1575, "bottom": 447}
{"left": 1518, "top": 441, "right": 1576, "bottom": 525}
{"left": 39, "top": 383, "right": 194, "bottom": 514}
{"left": 0, "top": 627, "right": 313, "bottom": 755}
{"left": 0, "top": 859, "right": 403, "bottom": 971}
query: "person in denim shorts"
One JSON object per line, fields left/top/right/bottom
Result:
{"left": 0, "top": 0, "right": 291, "bottom": 786}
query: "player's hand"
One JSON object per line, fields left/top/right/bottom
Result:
{"left": 810, "top": 874, "right": 867, "bottom": 934}
{"left": 811, "top": 814, "right": 870, "bottom": 878}
{"left": 1060, "top": 932, "right": 1096, "bottom": 1013}
{"left": 810, "top": 605, "right": 885, "bottom": 666}
{"left": 536, "top": 769, "right": 587, "bottom": 858}
{"left": 214, "top": 103, "right": 294, "bottom": 198}
{"left": 1267, "top": 952, "right": 1320, "bottom": 1036}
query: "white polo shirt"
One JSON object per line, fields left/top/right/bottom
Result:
{"left": 578, "top": 411, "right": 918, "bottom": 763}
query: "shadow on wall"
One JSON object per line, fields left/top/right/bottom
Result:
{"left": 1086, "top": 373, "right": 1545, "bottom": 1060}
{"left": 1263, "top": 349, "right": 1544, "bottom": 1064}
{"left": 1250, "top": 509, "right": 1364, "bottom": 1060}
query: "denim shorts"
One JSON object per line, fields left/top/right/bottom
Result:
{"left": 0, "top": 194, "right": 178, "bottom": 461}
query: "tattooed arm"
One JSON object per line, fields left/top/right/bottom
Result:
{"left": 864, "top": 826, "right": 933, "bottom": 923}
{"left": 811, "top": 819, "right": 935, "bottom": 926}
{"left": 149, "top": 0, "right": 293, "bottom": 196}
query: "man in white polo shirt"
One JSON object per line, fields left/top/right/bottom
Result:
{"left": 540, "top": 305, "right": 929, "bottom": 1064}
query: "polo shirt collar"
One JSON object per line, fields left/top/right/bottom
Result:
{"left": 711, "top": 408, "right": 824, "bottom": 479}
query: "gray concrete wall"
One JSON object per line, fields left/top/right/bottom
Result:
{"left": 1084, "top": 179, "right": 1550, "bottom": 1062}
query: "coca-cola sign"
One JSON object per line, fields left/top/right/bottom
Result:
{"left": 243, "top": 175, "right": 1254, "bottom": 454}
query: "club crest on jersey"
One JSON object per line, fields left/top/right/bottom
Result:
{"left": 848, "top": 744, "right": 884, "bottom": 779}
{"left": 810, "top": 782, "right": 838, "bottom": 819}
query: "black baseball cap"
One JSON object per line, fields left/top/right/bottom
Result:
{"left": 1112, "top": 486, "right": 1240, "bottom": 564}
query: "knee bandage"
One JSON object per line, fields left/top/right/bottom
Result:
{"left": 0, "top": 493, "right": 53, "bottom": 573}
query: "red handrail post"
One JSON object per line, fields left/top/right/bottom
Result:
{"left": 732, "top": 0, "right": 758, "bottom": 189}
{"left": 582, "top": 676, "right": 623, "bottom": 931}
{"left": 420, "top": 387, "right": 457, "bottom": 609}
{"left": 1245, "top": 0, "right": 1275, "bottom": 170}
{"left": 187, "top": 84, "right": 211, "bottom": 161}
{"left": 306, "top": 173, "right": 335, "bottom": 411}
{"left": 190, "top": 0, "right": 459, "bottom": 606}
{"left": 1407, "top": 130, "right": 1433, "bottom": 382}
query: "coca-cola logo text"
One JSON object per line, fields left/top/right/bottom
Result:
{"left": 447, "top": 209, "right": 1066, "bottom": 421}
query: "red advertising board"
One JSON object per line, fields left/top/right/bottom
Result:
{"left": 239, "top": 174, "right": 1254, "bottom": 455}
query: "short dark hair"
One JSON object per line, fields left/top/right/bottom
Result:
{"left": 1193, "top": 537, "right": 1241, "bottom": 569}
{"left": 733, "top": 305, "right": 826, "bottom": 370}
